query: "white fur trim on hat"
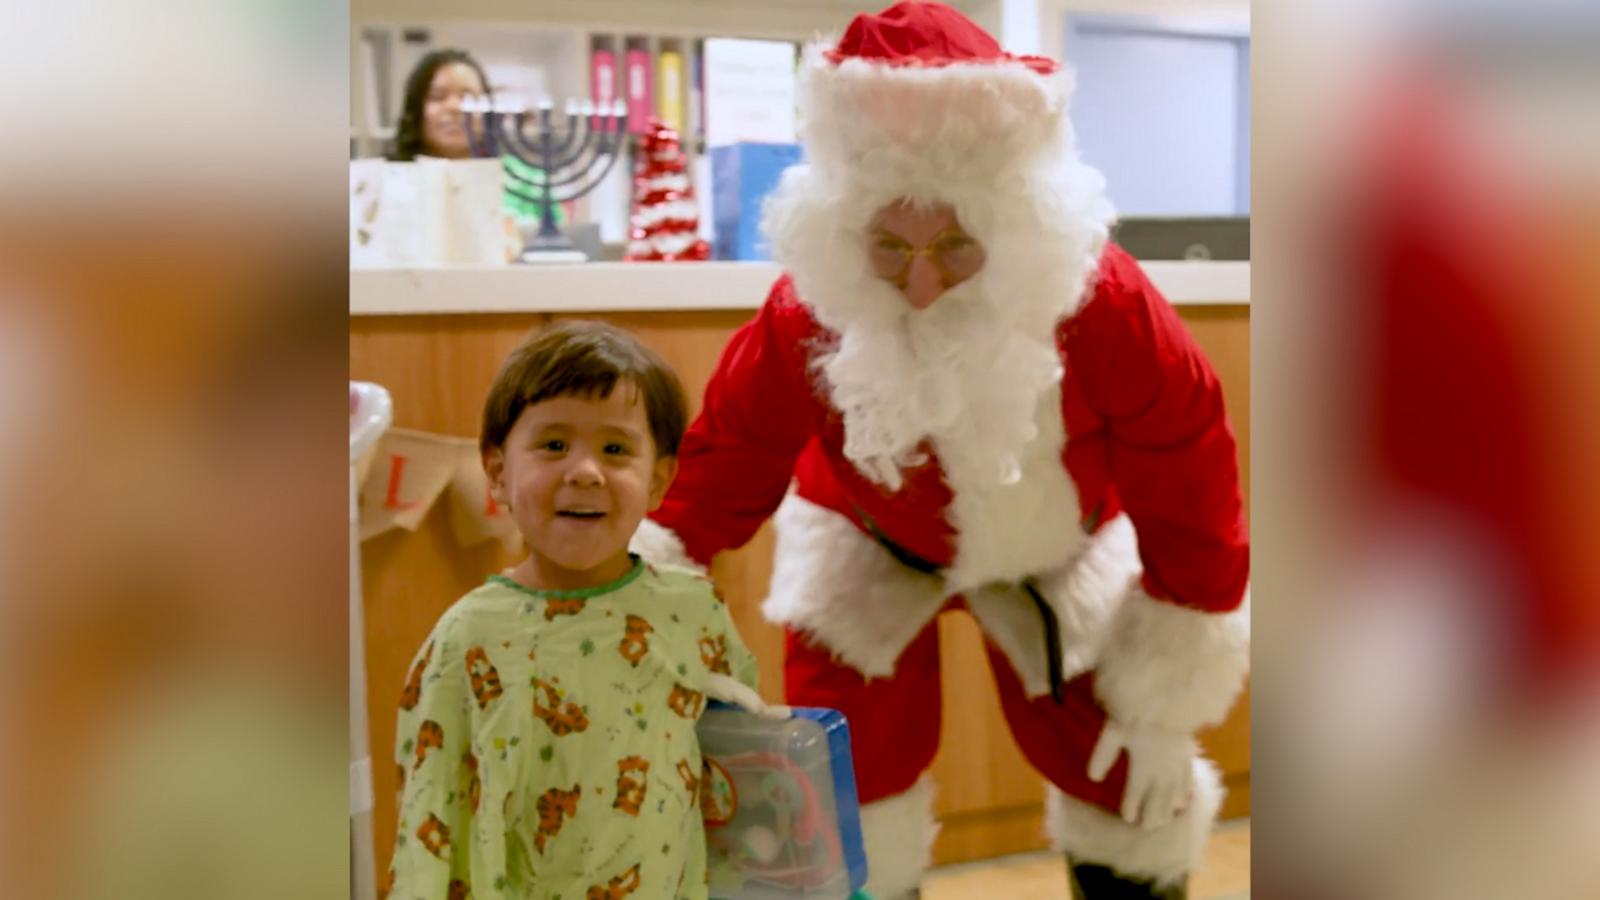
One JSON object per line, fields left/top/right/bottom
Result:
{"left": 1045, "top": 756, "right": 1223, "bottom": 888}
{"left": 860, "top": 775, "right": 940, "bottom": 900}
{"left": 629, "top": 517, "right": 703, "bottom": 575}
{"left": 763, "top": 494, "right": 945, "bottom": 678}
{"left": 798, "top": 40, "right": 1072, "bottom": 191}
{"left": 1094, "top": 582, "right": 1251, "bottom": 735}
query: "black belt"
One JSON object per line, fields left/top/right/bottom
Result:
{"left": 852, "top": 504, "right": 1066, "bottom": 704}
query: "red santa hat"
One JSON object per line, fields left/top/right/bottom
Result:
{"left": 797, "top": 1, "right": 1075, "bottom": 195}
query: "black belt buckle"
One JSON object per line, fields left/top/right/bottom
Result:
{"left": 1023, "top": 578, "right": 1066, "bottom": 705}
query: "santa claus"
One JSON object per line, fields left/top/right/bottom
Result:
{"left": 633, "top": 3, "right": 1249, "bottom": 898}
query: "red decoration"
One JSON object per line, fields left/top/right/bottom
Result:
{"left": 624, "top": 119, "right": 711, "bottom": 262}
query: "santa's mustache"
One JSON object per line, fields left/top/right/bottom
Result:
{"left": 814, "top": 278, "right": 1062, "bottom": 489}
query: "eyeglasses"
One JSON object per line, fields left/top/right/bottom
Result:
{"left": 867, "top": 226, "right": 987, "bottom": 288}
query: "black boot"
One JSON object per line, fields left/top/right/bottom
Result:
{"left": 1068, "top": 861, "right": 1187, "bottom": 900}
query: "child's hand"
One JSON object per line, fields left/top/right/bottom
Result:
{"left": 704, "top": 674, "right": 790, "bottom": 719}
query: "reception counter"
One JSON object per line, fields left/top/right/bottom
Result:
{"left": 349, "top": 260, "right": 1250, "bottom": 875}
{"left": 350, "top": 260, "right": 1249, "bottom": 315}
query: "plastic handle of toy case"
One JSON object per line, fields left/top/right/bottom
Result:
{"left": 705, "top": 699, "right": 744, "bottom": 712}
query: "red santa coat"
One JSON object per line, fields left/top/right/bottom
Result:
{"left": 656, "top": 243, "right": 1246, "bottom": 609}
{"left": 644, "top": 242, "right": 1249, "bottom": 811}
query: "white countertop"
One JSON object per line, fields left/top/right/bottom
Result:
{"left": 349, "top": 260, "right": 1248, "bottom": 316}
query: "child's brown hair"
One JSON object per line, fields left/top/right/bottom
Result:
{"left": 480, "top": 320, "right": 688, "bottom": 459}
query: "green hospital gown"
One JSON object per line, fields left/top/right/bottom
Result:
{"left": 388, "top": 558, "right": 759, "bottom": 900}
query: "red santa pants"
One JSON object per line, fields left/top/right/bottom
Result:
{"left": 783, "top": 600, "right": 1131, "bottom": 815}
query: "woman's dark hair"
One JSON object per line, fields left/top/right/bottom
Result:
{"left": 388, "top": 48, "right": 492, "bottom": 161}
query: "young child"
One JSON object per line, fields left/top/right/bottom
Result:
{"left": 387, "top": 320, "right": 760, "bottom": 900}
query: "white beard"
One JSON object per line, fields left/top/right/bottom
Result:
{"left": 812, "top": 275, "right": 1065, "bottom": 491}
{"left": 762, "top": 155, "right": 1113, "bottom": 493}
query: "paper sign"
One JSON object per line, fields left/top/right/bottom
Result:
{"left": 703, "top": 38, "right": 797, "bottom": 147}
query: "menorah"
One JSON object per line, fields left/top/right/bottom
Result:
{"left": 462, "top": 96, "right": 628, "bottom": 263}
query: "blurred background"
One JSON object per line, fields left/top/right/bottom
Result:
{"left": 0, "top": 2, "right": 350, "bottom": 899}
{"left": 1253, "top": 1, "right": 1600, "bottom": 898}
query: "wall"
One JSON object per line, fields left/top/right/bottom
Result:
{"left": 1066, "top": 22, "right": 1247, "bottom": 215}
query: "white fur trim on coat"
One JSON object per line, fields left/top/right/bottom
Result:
{"left": 1094, "top": 583, "right": 1250, "bottom": 735}
{"left": 965, "top": 514, "right": 1139, "bottom": 697}
{"left": 1046, "top": 756, "right": 1223, "bottom": 888}
{"left": 936, "top": 384, "right": 1083, "bottom": 594}
{"left": 763, "top": 495, "right": 945, "bottom": 678}
{"left": 860, "top": 775, "right": 939, "bottom": 900}
{"left": 629, "top": 517, "right": 703, "bottom": 575}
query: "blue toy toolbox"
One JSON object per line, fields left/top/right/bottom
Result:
{"left": 697, "top": 702, "right": 869, "bottom": 899}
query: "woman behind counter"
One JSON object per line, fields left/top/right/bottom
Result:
{"left": 387, "top": 48, "right": 562, "bottom": 228}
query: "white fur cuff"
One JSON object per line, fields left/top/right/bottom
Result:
{"left": 1094, "top": 582, "right": 1250, "bottom": 735}
{"left": 860, "top": 775, "right": 940, "bottom": 900}
{"left": 1046, "top": 757, "right": 1222, "bottom": 887}
{"left": 763, "top": 495, "right": 946, "bottom": 678}
{"left": 629, "top": 517, "right": 704, "bottom": 575}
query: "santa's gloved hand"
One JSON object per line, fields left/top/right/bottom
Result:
{"left": 1087, "top": 718, "right": 1196, "bottom": 829}
{"left": 703, "top": 674, "right": 791, "bottom": 720}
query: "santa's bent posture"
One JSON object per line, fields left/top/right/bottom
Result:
{"left": 633, "top": 4, "right": 1249, "bottom": 898}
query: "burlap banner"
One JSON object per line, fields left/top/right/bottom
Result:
{"left": 355, "top": 428, "right": 520, "bottom": 552}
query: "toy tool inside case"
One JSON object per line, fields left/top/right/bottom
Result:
{"left": 697, "top": 702, "right": 869, "bottom": 899}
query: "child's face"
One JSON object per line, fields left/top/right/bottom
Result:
{"left": 485, "top": 387, "right": 676, "bottom": 589}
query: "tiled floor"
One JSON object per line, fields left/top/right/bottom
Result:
{"left": 922, "top": 819, "right": 1250, "bottom": 900}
